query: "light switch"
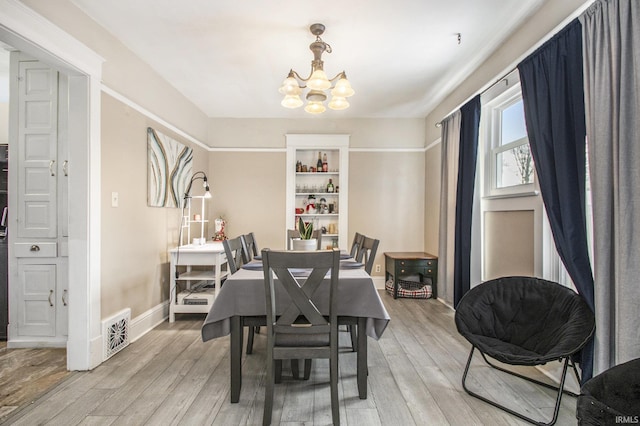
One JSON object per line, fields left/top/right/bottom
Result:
{"left": 111, "top": 192, "right": 119, "bottom": 207}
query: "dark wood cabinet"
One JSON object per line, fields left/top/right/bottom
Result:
{"left": 384, "top": 252, "right": 438, "bottom": 299}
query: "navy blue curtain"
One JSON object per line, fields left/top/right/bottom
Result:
{"left": 453, "top": 95, "right": 481, "bottom": 308}
{"left": 518, "top": 19, "right": 595, "bottom": 382}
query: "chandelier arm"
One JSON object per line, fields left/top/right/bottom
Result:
{"left": 327, "top": 72, "right": 346, "bottom": 83}
{"left": 290, "top": 67, "right": 316, "bottom": 84}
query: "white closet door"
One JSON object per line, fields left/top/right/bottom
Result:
{"left": 17, "top": 61, "right": 58, "bottom": 238}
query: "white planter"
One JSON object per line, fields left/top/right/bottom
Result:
{"left": 291, "top": 238, "right": 317, "bottom": 251}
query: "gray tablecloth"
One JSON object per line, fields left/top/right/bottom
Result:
{"left": 201, "top": 266, "right": 390, "bottom": 342}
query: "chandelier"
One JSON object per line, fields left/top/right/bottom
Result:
{"left": 279, "top": 23, "right": 354, "bottom": 114}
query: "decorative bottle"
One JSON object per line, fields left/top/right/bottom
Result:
{"left": 326, "top": 179, "right": 334, "bottom": 193}
{"left": 322, "top": 152, "right": 328, "bottom": 172}
{"left": 316, "top": 151, "right": 323, "bottom": 172}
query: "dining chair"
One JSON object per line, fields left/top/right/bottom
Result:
{"left": 312, "top": 229, "right": 322, "bottom": 250}
{"left": 286, "top": 229, "right": 300, "bottom": 250}
{"left": 348, "top": 235, "right": 380, "bottom": 350}
{"left": 240, "top": 232, "right": 262, "bottom": 350}
{"left": 261, "top": 248, "right": 341, "bottom": 426}
{"left": 349, "top": 232, "right": 364, "bottom": 258}
{"left": 223, "top": 236, "right": 260, "bottom": 354}
{"left": 356, "top": 235, "right": 380, "bottom": 275}
{"left": 222, "top": 236, "right": 244, "bottom": 274}
{"left": 241, "top": 232, "right": 259, "bottom": 263}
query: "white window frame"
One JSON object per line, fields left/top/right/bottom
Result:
{"left": 483, "top": 75, "right": 538, "bottom": 199}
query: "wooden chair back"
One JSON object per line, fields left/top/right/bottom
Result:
{"left": 356, "top": 236, "right": 380, "bottom": 274}
{"left": 350, "top": 232, "right": 364, "bottom": 258}
{"left": 286, "top": 229, "right": 300, "bottom": 250}
{"left": 240, "top": 232, "right": 258, "bottom": 263}
{"left": 223, "top": 236, "right": 245, "bottom": 274}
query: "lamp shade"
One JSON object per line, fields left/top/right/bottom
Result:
{"left": 331, "top": 77, "right": 355, "bottom": 97}
{"left": 304, "top": 101, "right": 326, "bottom": 114}
{"left": 281, "top": 95, "right": 303, "bottom": 108}
{"left": 328, "top": 96, "right": 349, "bottom": 110}
{"left": 307, "top": 69, "right": 331, "bottom": 91}
{"left": 279, "top": 76, "right": 302, "bottom": 96}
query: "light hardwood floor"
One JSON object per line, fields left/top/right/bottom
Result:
{"left": 1, "top": 293, "right": 580, "bottom": 425}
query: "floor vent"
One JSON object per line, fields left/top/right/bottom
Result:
{"left": 102, "top": 308, "right": 131, "bottom": 360}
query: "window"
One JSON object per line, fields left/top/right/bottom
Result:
{"left": 483, "top": 78, "right": 536, "bottom": 198}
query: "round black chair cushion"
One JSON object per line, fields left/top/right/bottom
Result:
{"left": 577, "top": 357, "right": 640, "bottom": 425}
{"left": 455, "top": 276, "right": 595, "bottom": 366}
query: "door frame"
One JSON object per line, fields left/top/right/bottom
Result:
{"left": 0, "top": 0, "right": 103, "bottom": 370}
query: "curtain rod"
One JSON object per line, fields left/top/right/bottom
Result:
{"left": 434, "top": 66, "right": 517, "bottom": 128}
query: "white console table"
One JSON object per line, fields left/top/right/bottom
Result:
{"left": 168, "top": 242, "right": 228, "bottom": 322}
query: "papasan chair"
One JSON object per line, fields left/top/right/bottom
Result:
{"left": 455, "top": 276, "right": 595, "bottom": 425}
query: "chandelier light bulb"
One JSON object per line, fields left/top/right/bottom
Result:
{"left": 328, "top": 96, "right": 349, "bottom": 110}
{"left": 304, "top": 101, "right": 326, "bottom": 114}
{"left": 279, "top": 76, "right": 301, "bottom": 96}
{"left": 281, "top": 95, "right": 303, "bottom": 108}
{"left": 308, "top": 69, "right": 331, "bottom": 91}
{"left": 331, "top": 77, "right": 355, "bottom": 98}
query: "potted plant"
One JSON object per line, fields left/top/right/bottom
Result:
{"left": 292, "top": 216, "right": 317, "bottom": 251}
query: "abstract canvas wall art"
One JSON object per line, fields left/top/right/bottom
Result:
{"left": 147, "top": 127, "right": 193, "bottom": 207}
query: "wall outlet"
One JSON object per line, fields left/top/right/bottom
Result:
{"left": 375, "top": 264, "right": 381, "bottom": 273}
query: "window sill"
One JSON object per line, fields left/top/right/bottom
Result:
{"left": 483, "top": 190, "right": 539, "bottom": 200}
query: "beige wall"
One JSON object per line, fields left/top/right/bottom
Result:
{"left": 208, "top": 118, "right": 425, "bottom": 149}
{"left": 484, "top": 210, "right": 535, "bottom": 280}
{"left": 349, "top": 151, "right": 425, "bottom": 273}
{"left": 208, "top": 151, "right": 287, "bottom": 252}
{"left": 100, "top": 93, "right": 209, "bottom": 319}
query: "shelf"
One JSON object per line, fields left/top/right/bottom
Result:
{"left": 171, "top": 304, "right": 213, "bottom": 315}
{"left": 296, "top": 171, "right": 339, "bottom": 175}
{"left": 296, "top": 192, "right": 338, "bottom": 196}
{"left": 177, "top": 270, "right": 220, "bottom": 281}
{"left": 297, "top": 213, "right": 339, "bottom": 217}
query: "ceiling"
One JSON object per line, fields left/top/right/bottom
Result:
{"left": 70, "top": 0, "right": 547, "bottom": 119}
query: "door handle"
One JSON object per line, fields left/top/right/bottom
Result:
{"left": 49, "top": 160, "right": 56, "bottom": 176}
{"left": 48, "top": 289, "right": 54, "bottom": 307}
{"left": 62, "top": 289, "right": 68, "bottom": 306}
{"left": 62, "top": 160, "right": 68, "bottom": 177}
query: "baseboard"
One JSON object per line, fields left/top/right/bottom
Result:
{"left": 129, "top": 301, "right": 169, "bottom": 343}
{"left": 372, "top": 276, "right": 385, "bottom": 290}
{"left": 7, "top": 339, "right": 66, "bottom": 349}
{"left": 89, "top": 335, "right": 102, "bottom": 369}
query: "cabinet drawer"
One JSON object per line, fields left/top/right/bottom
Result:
{"left": 398, "top": 259, "right": 436, "bottom": 268}
{"left": 14, "top": 242, "right": 57, "bottom": 258}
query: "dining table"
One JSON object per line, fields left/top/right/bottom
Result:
{"left": 201, "top": 255, "right": 390, "bottom": 403}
